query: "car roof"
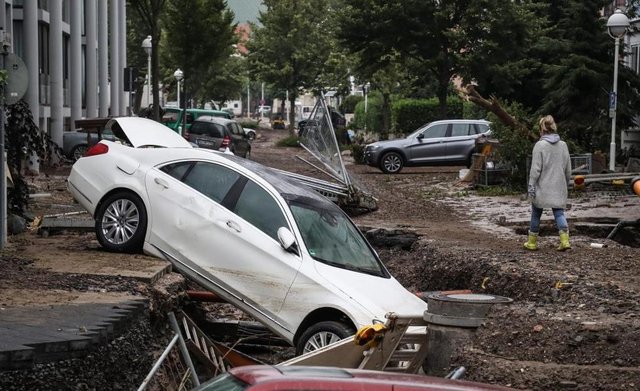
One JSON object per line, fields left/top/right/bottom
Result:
{"left": 227, "top": 365, "right": 515, "bottom": 390}
{"left": 194, "top": 115, "right": 234, "bottom": 125}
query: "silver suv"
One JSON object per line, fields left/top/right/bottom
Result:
{"left": 364, "top": 119, "right": 491, "bottom": 173}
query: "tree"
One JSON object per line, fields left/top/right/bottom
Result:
{"left": 162, "top": 0, "right": 237, "bottom": 107}
{"left": 338, "top": 0, "right": 537, "bottom": 118}
{"left": 129, "top": 0, "right": 166, "bottom": 121}
{"left": 247, "top": 0, "right": 333, "bottom": 135}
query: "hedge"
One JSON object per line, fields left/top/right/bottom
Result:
{"left": 391, "top": 97, "right": 464, "bottom": 134}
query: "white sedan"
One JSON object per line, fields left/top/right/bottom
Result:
{"left": 67, "top": 117, "right": 428, "bottom": 354}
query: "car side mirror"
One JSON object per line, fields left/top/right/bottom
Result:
{"left": 277, "top": 227, "right": 299, "bottom": 255}
{"left": 416, "top": 133, "right": 424, "bottom": 140}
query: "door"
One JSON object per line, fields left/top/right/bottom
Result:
{"left": 445, "top": 122, "right": 475, "bottom": 163}
{"left": 228, "top": 122, "right": 250, "bottom": 157}
{"left": 145, "top": 160, "right": 300, "bottom": 320}
{"left": 406, "top": 123, "right": 449, "bottom": 164}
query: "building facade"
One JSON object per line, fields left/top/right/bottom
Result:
{"left": 2, "top": 0, "right": 128, "bottom": 150}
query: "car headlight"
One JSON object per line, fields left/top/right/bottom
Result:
{"left": 367, "top": 145, "right": 381, "bottom": 151}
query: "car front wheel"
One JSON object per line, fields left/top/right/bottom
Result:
{"left": 380, "top": 152, "right": 404, "bottom": 174}
{"left": 95, "top": 191, "right": 147, "bottom": 253}
{"left": 296, "top": 321, "right": 356, "bottom": 356}
{"left": 247, "top": 131, "right": 256, "bottom": 140}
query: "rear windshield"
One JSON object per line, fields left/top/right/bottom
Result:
{"left": 190, "top": 121, "right": 226, "bottom": 138}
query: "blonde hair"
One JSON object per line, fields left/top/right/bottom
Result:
{"left": 539, "top": 115, "right": 557, "bottom": 134}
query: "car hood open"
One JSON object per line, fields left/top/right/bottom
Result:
{"left": 106, "top": 117, "right": 193, "bottom": 149}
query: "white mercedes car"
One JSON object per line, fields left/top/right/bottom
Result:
{"left": 67, "top": 117, "right": 428, "bottom": 354}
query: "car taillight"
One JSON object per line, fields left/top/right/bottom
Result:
{"left": 84, "top": 143, "right": 109, "bottom": 157}
{"left": 221, "top": 135, "right": 230, "bottom": 148}
{"left": 632, "top": 176, "right": 640, "bottom": 196}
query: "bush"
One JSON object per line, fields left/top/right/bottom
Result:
{"left": 340, "top": 95, "right": 363, "bottom": 114}
{"left": 485, "top": 102, "right": 535, "bottom": 190}
{"left": 276, "top": 135, "right": 301, "bottom": 148}
{"left": 353, "top": 91, "right": 384, "bottom": 133}
{"left": 351, "top": 144, "right": 366, "bottom": 164}
{"left": 392, "top": 97, "right": 464, "bottom": 134}
{"left": 237, "top": 118, "right": 260, "bottom": 129}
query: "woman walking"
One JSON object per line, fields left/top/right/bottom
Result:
{"left": 523, "top": 115, "right": 572, "bottom": 251}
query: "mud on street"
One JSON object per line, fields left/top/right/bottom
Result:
{"left": 1, "top": 126, "right": 639, "bottom": 390}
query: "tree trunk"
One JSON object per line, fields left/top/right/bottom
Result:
{"left": 381, "top": 92, "right": 391, "bottom": 140}
{"left": 288, "top": 93, "right": 297, "bottom": 136}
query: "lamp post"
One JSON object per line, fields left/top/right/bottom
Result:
{"left": 606, "top": 9, "right": 629, "bottom": 172}
{"left": 173, "top": 69, "right": 186, "bottom": 135}
{"left": 174, "top": 68, "right": 183, "bottom": 107}
{"left": 141, "top": 35, "right": 152, "bottom": 108}
{"left": 364, "top": 82, "right": 371, "bottom": 132}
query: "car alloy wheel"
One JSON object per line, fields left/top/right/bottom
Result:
{"left": 380, "top": 152, "right": 403, "bottom": 174}
{"left": 71, "top": 144, "right": 88, "bottom": 161}
{"left": 296, "top": 321, "right": 356, "bottom": 355}
{"left": 95, "top": 191, "right": 147, "bottom": 253}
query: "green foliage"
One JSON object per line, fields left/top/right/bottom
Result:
{"left": 276, "top": 135, "right": 302, "bottom": 148}
{"left": 237, "top": 118, "right": 260, "bottom": 129}
{"left": 340, "top": 95, "right": 363, "bottom": 114}
{"left": 5, "top": 100, "right": 50, "bottom": 214}
{"left": 485, "top": 102, "right": 535, "bottom": 190}
{"left": 391, "top": 97, "right": 463, "bottom": 134}
{"left": 475, "top": 185, "right": 522, "bottom": 197}
{"left": 353, "top": 91, "right": 383, "bottom": 133}
{"left": 351, "top": 144, "right": 366, "bottom": 164}
{"left": 162, "top": 0, "right": 236, "bottom": 105}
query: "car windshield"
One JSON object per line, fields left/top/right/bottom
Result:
{"left": 286, "top": 196, "right": 387, "bottom": 277}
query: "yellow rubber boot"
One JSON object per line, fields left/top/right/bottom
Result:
{"left": 523, "top": 231, "right": 538, "bottom": 251}
{"left": 557, "top": 230, "right": 571, "bottom": 251}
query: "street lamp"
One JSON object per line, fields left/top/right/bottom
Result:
{"left": 606, "top": 9, "right": 629, "bottom": 172}
{"left": 141, "top": 35, "right": 152, "bottom": 108}
{"left": 174, "top": 68, "right": 183, "bottom": 106}
{"left": 364, "top": 82, "right": 371, "bottom": 132}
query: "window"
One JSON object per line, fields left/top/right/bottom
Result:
{"left": 631, "top": 45, "right": 640, "bottom": 74}
{"left": 422, "top": 124, "right": 448, "bottom": 139}
{"left": 190, "top": 122, "right": 225, "bottom": 138}
{"left": 176, "top": 162, "right": 240, "bottom": 203}
{"left": 476, "top": 123, "right": 490, "bottom": 134}
{"left": 233, "top": 180, "right": 288, "bottom": 241}
{"left": 160, "top": 162, "right": 192, "bottom": 181}
{"left": 451, "top": 123, "right": 471, "bottom": 137}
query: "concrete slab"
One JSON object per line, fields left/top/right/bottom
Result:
{"left": 0, "top": 298, "right": 148, "bottom": 369}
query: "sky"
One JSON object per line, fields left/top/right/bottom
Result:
{"left": 227, "top": 0, "right": 264, "bottom": 24}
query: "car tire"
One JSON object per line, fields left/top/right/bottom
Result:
{"left": 247, "top": 131, "right": 256, "bottom": 141}
{"left": 380, "top": 151, "right": 404, "bottom": 174}
{"left": 71, "top": 144, "right": 88, "bottom": 161}
{"left": 296, "top": 321, "right": 356, "bottom": 356}
{"left": 95, "top": 191, "right": 147, "bottom": 253}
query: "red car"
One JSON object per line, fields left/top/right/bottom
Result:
{"left": 193, "top": 365, "right": 516, "bottom": 391}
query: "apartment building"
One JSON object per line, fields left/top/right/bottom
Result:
{"left": 2, "top": 0, "right": 128, "bottom": 150}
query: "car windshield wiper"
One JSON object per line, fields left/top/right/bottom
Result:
{"left": 310, "top": 255, "right": 383, "bottom": 277}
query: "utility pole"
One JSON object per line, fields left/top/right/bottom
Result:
{"left": 0, "top": 7, "right": 6, "bottom": 249}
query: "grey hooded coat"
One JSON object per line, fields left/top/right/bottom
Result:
{"left": 528, "top": 134, "right": 571, "bottom": 209}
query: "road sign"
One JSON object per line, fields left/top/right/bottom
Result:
{"left": 609, "top": 91, "right": 616, "bottom": 110}
{"left": 260, "top": 99, "right": 265, "bottom": 105}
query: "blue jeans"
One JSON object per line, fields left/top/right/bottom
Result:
{"left": 529, "top": 205, "right": 568, "bottom": 233}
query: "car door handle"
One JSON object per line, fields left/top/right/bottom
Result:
{"left": 226, "top": 220, "right": 241, "bottom": 233}
{"left": 154, "top": 177, "right": 169, "bottom": 189}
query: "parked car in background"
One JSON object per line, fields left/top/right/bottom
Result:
{"left": 184, "top": 116, "right": 251, "bottom": 158}
{"left": 243, "top": 127, "right": 257, "bottom": 140}
{"left": 365, "top": 119, "right": 492, "bottom": 173}
{"left": 194, "top": 365, "right": 517, "bottom": 390}
{"left": 162, "top": 107, "right": 232, "bottom": 134}
{"left": 67, "top": 117, "right": 428, "bottom": 355}
{"left": 63, "top": 119, "right": 115, "bottom": 161}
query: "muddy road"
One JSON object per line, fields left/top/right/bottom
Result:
{"left": 1, "top": 125, "right": 639, "bottom": 390}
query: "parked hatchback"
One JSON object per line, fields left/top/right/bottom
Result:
{"left": 365, "top": 119, "right": 491, "bottom": 173}
{"left": 67, "top": 117, "right": 428, "bottom": 356}
{"left": 184, "top": 116, "right": 251, "bottom": 158}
